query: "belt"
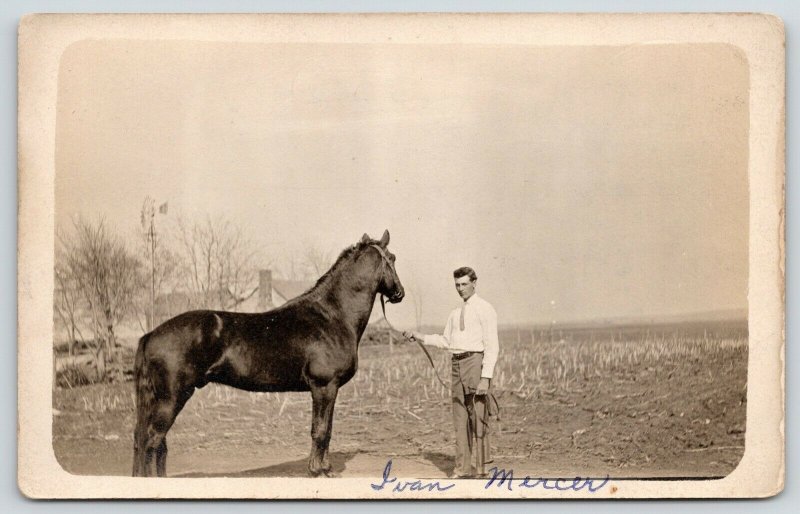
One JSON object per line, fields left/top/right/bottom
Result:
{"left": 452, "top": 351, "right": 483, "bottom": 361}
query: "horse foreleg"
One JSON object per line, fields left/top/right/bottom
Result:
{"left": 308, "top": 382, "right": 339, "bottom": 477}
{"left": 321, "top": 397, "right": 337, "bottom": 472}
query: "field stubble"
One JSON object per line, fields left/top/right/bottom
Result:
{"left": 53, "top": 325, "right": 747, "bottom": 477}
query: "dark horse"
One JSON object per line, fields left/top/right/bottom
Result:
{"left": 132, "top": 230, "right": 404, "bottom": 477}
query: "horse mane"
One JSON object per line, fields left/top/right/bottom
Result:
{"left": 293, "top": 239, "right": 378, "bottom": 302}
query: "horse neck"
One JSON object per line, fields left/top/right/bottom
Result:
{"left": 317, "top": 253, "right": 381, "bottom": 332}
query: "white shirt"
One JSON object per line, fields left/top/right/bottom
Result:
{"left": 423, "top": 293, "right": 499, "bottom": 379}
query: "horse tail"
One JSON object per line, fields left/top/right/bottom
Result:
{"left": 132, "top": 332, "right": 155, "bottom": 476}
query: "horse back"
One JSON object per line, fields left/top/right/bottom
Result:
{"left": 209, "top": 303, "right": 358, "bottom": 391}
{"left": 141, "top": 303, "right": 359, "bottom": 393}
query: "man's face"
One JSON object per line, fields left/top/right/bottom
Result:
{"left": 454, "top": 275, "right": 476, "bottom": 301}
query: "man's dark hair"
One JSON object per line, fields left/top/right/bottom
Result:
{"left": 453, "top": 267, "right": 477, "bottom": 282}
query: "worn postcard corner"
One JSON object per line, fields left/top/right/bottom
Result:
{"left": 17, "top": 12, "right": 784, "bottom": 500}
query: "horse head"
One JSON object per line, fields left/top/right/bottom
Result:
{"left": 361, "top": 230, "right": 405, "bottom": 304}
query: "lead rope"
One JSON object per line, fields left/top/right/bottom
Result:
{"left": 378, "top": 270, "right": 501, "bottom": 476}
{"left": 379, "top": 294, "right": 449, "bottom": 389}
{"left": 378, "top": 291, "right": 500, "bottom": 420}
{"left": 371, "top": 244, "right": 499, "bottom": 418}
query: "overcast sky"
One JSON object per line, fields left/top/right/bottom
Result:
{"left": 55, "top": 40, "right": 748, "bottom": 327}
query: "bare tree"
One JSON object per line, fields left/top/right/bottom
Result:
{"left": 175, "top": 214, "right": 261, "bottom": 311}
{"left": 274, "top": 245, "right": 333, "bottom": 282}
{"left": 304, "top": 244, "right": 334, "bottom": 279}
{"left": 274, "top": 250, "right": 305, "bottom": 281}
{"left": 132, "top": 236, "right": 180, "bottom": 331}
{"left": 53, "top": 251, "right": 88, "bottom": 356}
{"left": 58, "top": 217, "right": 143, "bottom": 375}
{"left": 407, "top": 282, "right": 425, "bottom": 330}
{"left": 217, "top": 224, "right": 263, "bottom": 310}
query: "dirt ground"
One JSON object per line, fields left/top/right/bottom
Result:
{"left": 52, "top": 332, "right": 747, "bottom": 480}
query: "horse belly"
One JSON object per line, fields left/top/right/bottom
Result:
{"left": 245, "top": 366, "right": 309, "bottom": 392}
{"left": 219, "top": 375, "right": 309, "bottom": 393}
{"left": 205, "top": 349, "right": 308, "bottom": 393}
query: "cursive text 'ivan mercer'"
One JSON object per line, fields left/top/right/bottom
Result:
{"left": 370, "top": 460, "right": 611, "bottom": 495}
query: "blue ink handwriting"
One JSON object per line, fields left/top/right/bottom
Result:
{"left": 484, "top": 467, "right": 610, "bottom": 493}
{"left": 371, "top": 459, "right": 456, "bottom": 493}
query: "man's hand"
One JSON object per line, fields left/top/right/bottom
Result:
{"left": 402, "top": 331, "right": 424, "bottom": 342}
{"left": 476, "top": 378, "right": 490, "bottom": 396}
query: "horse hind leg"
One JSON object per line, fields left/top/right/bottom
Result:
{"left": 133, "top": 337, "right": 155, "bottom": 477}
{"left": 134, "top": 404, "right": 180, "bottom": 477}
{"left": 132, "top": 329, "right": 203, "bottom": 477}
{"left": 142, "top": 392, "right": 193, "bottom": 477}
{"left": 134, "top": 359, "right": 195, "bottom": 477}
{"left": 139, "top": 401, "right": 172, "bottom": 477}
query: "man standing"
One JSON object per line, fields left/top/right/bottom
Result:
{"left": 404, "top": 267, "right": 499, "bottom": 478}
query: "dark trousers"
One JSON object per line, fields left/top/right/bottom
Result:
{"left": 451, "top": 352, "right": 491, "bottom": 476}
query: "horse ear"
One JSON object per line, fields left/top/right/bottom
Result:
{"left": 379, "top": 229, "right": 390, "bottom": 246}
{"left": 361, "top": 233, "right": 371, "bottom": 244}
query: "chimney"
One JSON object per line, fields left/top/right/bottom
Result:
{"left": 258, "top": 270, "right": 273, "bottom": 310}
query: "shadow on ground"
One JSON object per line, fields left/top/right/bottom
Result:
{"left": 420, "top": 451, "right": 453, "bottom": 476}
{"left": 171, "top": 451, "right": 360, "bottom": 478}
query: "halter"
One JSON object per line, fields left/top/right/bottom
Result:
{"left": 369, "top": 244, "right": 396, "bottom": 280}
{"left": 368, "top": 244, "right": 402, "bottom": 304}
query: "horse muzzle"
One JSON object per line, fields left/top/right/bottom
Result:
{"left": 388, "top": 291, "right": 405, "bottom": 303}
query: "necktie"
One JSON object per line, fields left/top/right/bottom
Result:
{"left": 459, "top": 302, "right": 466, "bottom": 331}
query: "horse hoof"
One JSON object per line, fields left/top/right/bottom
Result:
{"left": 308, "top": 467, "right": 338, "bottom": 478}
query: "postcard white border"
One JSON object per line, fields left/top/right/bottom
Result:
{"left": 17, "top": 12, "right": 785, "bottom": 499}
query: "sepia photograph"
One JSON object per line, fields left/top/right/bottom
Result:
{"left": 17, "top": 13, "right": 784, "bottom": 499}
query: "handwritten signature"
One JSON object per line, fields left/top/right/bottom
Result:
{"left": 484, "top": 467, "right": 610, "bottom": 492}
{"left": 370, "top": 459, "right": 456, "bottom": 492}
{"left": 371, "top": 460, "right": 610, "bottom": 494}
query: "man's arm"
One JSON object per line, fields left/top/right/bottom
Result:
{"left": 479, "top": 303, "right": 499, "bottom": 380}
{"left": 404, "top": 313, "right": 452, "bottom": 349}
